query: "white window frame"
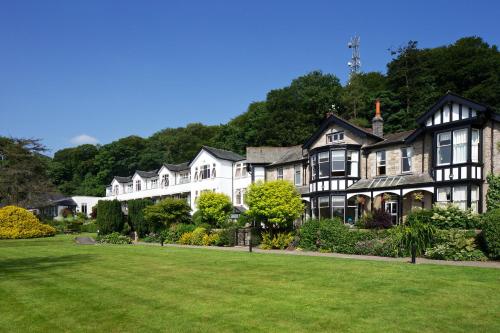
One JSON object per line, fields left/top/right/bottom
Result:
{"left": 347, "top": 150, "right": 359, "bottom": 177}
{"left": 376, "top": 150, "right": 386, "bottom": 176}
{"left": 327, "top": 131, "right": 344, "bottom": 144}
{"left": 471, "top": 129, "right": 480, "bottom": 163}
{"left": 294, "top": 165, "right": 302, "bottom": 185}
{"left": 318, "top": 151, "right": 329, "bottom": 179}
{"left": 331, "top": 150, "right": 345, "bottom": 177}
{"left": 436, "top": 187, "right": 451, "bottom": 206}
{"left": 277, "top": 167, "right": 283, "bottom": 180}
{"left": 437, "top": 131, "right": 452, "bottom": 166}
{"left": 401, "top": 147, "right": 413, "bottom": 174}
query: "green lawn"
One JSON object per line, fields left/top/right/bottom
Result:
{"left": 0, "top": 235, "right": 499, "bottom": 333}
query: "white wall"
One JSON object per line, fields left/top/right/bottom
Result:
{"left": 72, "top": 196, "right": 101, "bottom": 217}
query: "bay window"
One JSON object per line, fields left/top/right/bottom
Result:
{"left": 318, "top": 152, "right": 329, "bottom": 178}
{"left": 471, "top": 129, "right": 479, "bottom": 163}
{"left": 452, "top": 186, "right": 467, "bottom": 210}
{"left": 436, "top": 187, "right": 451, "bottom": 206}
{"left": 401, "top": 147, "right": 412, "bottom": 173}
{"left": 332, "top": 196, "right": 345, "bottom": 219}
{"left": 376, "top": 151, "right": 386, "bottom": 176}
{"left": 347, "top": 150, "right": 359, "bottom": 177}
{"left": 437, "top": 132, "right": 452, "bottom": 165}
{"left": 311, "top": 197, "right": 317, "bottom": 219}
{"left": 331, "top": 150, "right": 345, "bottom": 177}
{"left": 318, "top": 196, "right": 330, "bottom": 219}
{"left": 311, "top": 155, "right": 317, "bottom": 180}
{"left": 471, "top": 185, "right": 479, "bottom": 213}
{"left": 452, "top": 129, "right": 467, "bottom": 164}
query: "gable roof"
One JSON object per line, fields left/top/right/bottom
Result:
{"left": 415, "top": 92, "right": 489, "bottom": 126}
{"left": 113, "top": 176, "right": 132, "bottom": 183}
{"left": 246, "top": 146, "right": 299, "bottom": 164}
{"left": 134, "top": 170, "right": 158, "bottom": 179}
{"left": 162, "top": 162, "right": 190, "bottom": 172}
{"left": 303, "top": 114, "right": 383, "bottom": 149}
{"left": 268, "top": 146, "right": 306, "bottom": 166}
{"left": 201, "top": 146, "right": 245, "bottom": 162}
{"left": 364, "top": 130, "right": 416, "bottom": 149}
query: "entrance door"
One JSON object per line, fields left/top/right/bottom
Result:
{"left": 385, "top": 201, "right": 398, "bottom": 225}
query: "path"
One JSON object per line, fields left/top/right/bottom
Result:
{"left": 135, "top": 242, "right": 500, "bottom": 269}
{"left": 75, "top": 237, "right": 96, "bottom": 245}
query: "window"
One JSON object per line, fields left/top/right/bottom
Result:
{"left": 401, "top": 147, "right": 412, "bottom": 173}
{"left": 151, "top": 179, "right": 158, "bottom": 189}
{"left": 437, "top": 132, "right": 452, "bottom": 165}
{"left": 332, "top": 196, "right": 345, "bottom": 219}
{"left": 318, "top": 152, "right": 329, "bottom": 178}
{"left": 235, "top": 163, "right": 242, "bottom": 178}
{"left": 277, "top": 167, "right": 283, "bottom": 180}
{"left": 194, "top": 167, "right": 199, "bottom": 181}
{"left": 113, "top": 185, "right": 119, "bottom": 195}
{"left": 162, "top": 174, "right": 169, "bottom": 187}
{"left": 436, "top": 187, "right": 451, "bottom": 206}
{"left": 376, "top": 151, "right": 386, "bottom": 176}
{"left": 81, "top": 203, "right": 87, "bottom": 215}
{"left": 235, "top": 189, "right": 242, "bottom": 205}
{"left": 471, "top": 185, "right": 479, "bottom": 213}
{"left": 135, "top": 180, "right": 141, "bottom": 191}
{"left": 127, "top": 183, "right": 133, "bottom": 193}
{"left": 212, "top": 164, "right": 216, "bottom": 178}
{"left": 294, "top": 165, "right": 302, "bottom": 185}
{"left": 311, "top": 197, "right": 317, "bottom": 219}
{"left": 327, "top": 131, "right": 344, "bottom": 143}
{"left": 453, "top": 186, "right": 467, "bottom": 210}
{"left": 200, "top": 164, "right": 210, "bottom": 179}
{"left": 453, "top": 129, "right": 467, "bottom": 164}
{"left": 471, "top": 129, "right": 479, "bottom": 163}
{"left": 180, "top": 172, "right": 190, "bottom": 184}
{"left": 347, "top": 150, "right": 359, "bottom": 177}
{"left": 311, "top": 155, "right": 317, "bottom": 180}
{"left": 242, "top": 188, "right": 247, "bottom": 204}
{"left": 242, "top": 163, "right": 248, "bottom": 177}
{"left": 331, "top": 150, "right": 345, "bottom": 177}
{"left": 318, "top": 196, "right": 330, "bottom": 219}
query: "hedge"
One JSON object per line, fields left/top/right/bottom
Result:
{"left": 127, "top": 198, "right": 153, "bottom": 237}
{"left": 96, "top": 200, "right": 124, "bottom": 235}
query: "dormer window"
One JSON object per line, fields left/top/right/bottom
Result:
{"left": 327, "top": 131, "right": 344, "bottom": 144}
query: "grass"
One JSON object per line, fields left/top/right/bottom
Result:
{"left": 0, "top": 235, "right": 499, "bottom": 333}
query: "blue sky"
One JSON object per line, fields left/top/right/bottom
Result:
{"left": 1, "top": 0, "right": 499, "bottom": 154}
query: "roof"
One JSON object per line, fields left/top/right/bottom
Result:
{"left": 415, "top": 92, "right": 489, "bottom": 126}
{"left": 113, "top": 176, "right": 132, "bottom": 183}
{"left": 303, "top": 114, "right": 383, "bottom": 149}
{"left": 246, "top": 146, "right": 297, "bottom": 164}
{"left": 364, "top": 130, "right": 416, "bottom": 149}
{"left": 163, "top": 162, "right": 190, "bottom": 172}
{"left": 347, "top": 173, "right": 434, "bottom": 191}
{"left": 135, "top": 170, "right": 158, "bottom": 178}
{"left": 202, "top": 146, "right": 245, "bottom": 162}
{"left": 268, "top": 146, "right": 305, "bottom": 166}
{"left": 51, "top": 197, "right": 78, "bottom": 207}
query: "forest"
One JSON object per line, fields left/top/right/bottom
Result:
{"left": 2, "top": 36, "right": 500, "bottom": 202}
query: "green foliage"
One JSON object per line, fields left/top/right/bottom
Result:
{"left": 97, "top": 232, "right": 132, "bottom": 244}
{"left": 196, "top": 192, "right": 233, "bottom": 227}
{"left": 486, "top": 173, "right": 500, "bottom": 210}
{"left": 217, "top": 226, "right": 238, "bottom": 247}
{"left": 0, "top": 206, "right": 56, "bottom": 239}
{"left": 143, "top": 198, "right": 191, "bottom": 232}
{"left": 127, "top": 198, "right": 153, "bottom": 237}
{"left": 430, "top": 205, "right": 480, "bottom": 229}
{"left": 81, "top": 220, "right": 98, "bottom": 233}
{"left": 481, "top": 208, "right": 500, "bottom": 259}
{"left": 246, "top": 180, "right": 304, "bottom": 229}
{"left": 162, "top": 223, "right": 197, "bottom": 244}
{"left": 261, "top": 232, "right": 294, "bottom": 250}
{"left": 425, "top": 229, "right": 487, "bottom": 261}
{"left": 96, "top": 200, "right": 124, "bottom": 235}
{"left": 398, "top": 216, "right": 436, "bottom": 262}
{"left": 298, "top": 219, "right": 320, "bottom": 251}
{"left": 317, "top": 219, "right": 374, "bottom": 253}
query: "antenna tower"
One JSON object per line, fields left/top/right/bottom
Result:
{"left": 347, "top": 35, "right": 361, "bottom": 78}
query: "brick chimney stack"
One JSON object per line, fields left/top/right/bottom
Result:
{"left": 372, "top": 99, "right": 384, "bottom": 137}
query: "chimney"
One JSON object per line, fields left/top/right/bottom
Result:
{"left": 372, "top": 99, "right": 384, "bottom": 137}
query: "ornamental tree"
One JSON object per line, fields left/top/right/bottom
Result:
{"left": 196, "top": 192, "right": 233, "bottom": 227}
{"left": 143, "top": 198, "right": 191, "bottom": 232}
{"left": 96, "top": 200, "right": 124, "bottom": 235}
{"left": 246, "top": 180, "right": 304, "bottom": 230}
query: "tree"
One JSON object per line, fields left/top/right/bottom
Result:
{"left": 196, "top": 192, "right": 233, "bottom": 227}
{"left": 400, "top": 210, "right": 436, "bottom": 264}
{"left": 143, "top": 198, "right": 191, "bottom": 232}
{"left": 127, "top": 198, "right": 154, "bottom": 237}
{"left": 246, "top": 180, "right": 304, "bottom": 230}
{"left": 0, "top": 137, "right": 58, "bottom": 208}
{"left": 96, "top": 200, "right": 124, "bottom": 235}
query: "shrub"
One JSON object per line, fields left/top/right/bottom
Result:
{"left": 425, "top": 229, "right": 487, "bottom": 261}
{"left": 196, "top": 192, "right": 233, "bottom": 227}
{"left": 143, "top": 232, "right": 161, "bottom": 243}
{"left": 355, "top": 212, "right": 373, "bottom": 228}
{"left": 127, "top": 198, "right": 153, "bottom": 237}
{"left": 163, "top": 223, "right": 196, "bottom": 244}
{"left": 81, "top": 221, "right": 98, "bottom": 233}
{"left": 218, "top": 226, "right": 238, "bottom": 247}
{"left": 318, "top": 218, "right": 374, "bottom": 253}
{"left": 202, "top": 232, "right": 221, "bottom": 246}
{"left": 0, "top": 206, "right": 56, "bottom": 239}
{"left": 96, "top": 200, "right": 124, "bottom": 235}
{"left": 298, "top": 219, "right": 320, "bottom": 251}
{"left": 261, "top": 232, "right": 294, "bottom": 250}
{"left": 399, "top": 219, "right": 436, "bottom": 264}
{"left": 143, "top": 198, "right": 191, "bottom": 232}
{"left": 486, "top": 173, "right": 500, "bottom": 210}
{"left": 430, "top": 204, "right": 479, "bottom": 229}
{"left": 97, "top": 232, "right": 132, "bottom": 244}
{"left": 365, "top": 209, "right": 393, "bottom": 229}
{"left": 178, "top": 232, "right": 193, "bottom": 245}
{"left": 61, "top": 207, "right": 74, "bottom": 218}
{"left": 481, "top": 208, "right": 500, "bottom": 259}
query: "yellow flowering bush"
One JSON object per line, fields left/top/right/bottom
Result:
{"left": 0, "top": 206, "right": 56, "bottom": 239}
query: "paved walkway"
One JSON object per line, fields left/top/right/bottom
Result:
{"left": 135, "top": 242, "right": 500, "bottom": 269}
{"left": 75, "top": 237, "right": 96, "bottom": 245}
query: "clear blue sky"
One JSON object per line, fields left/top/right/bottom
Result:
{"left": 1, "top": 0, "right": 499, "bottom": 155}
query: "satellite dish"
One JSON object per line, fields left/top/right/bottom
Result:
{"left": 348, "top": 42, "right": 352, "bottom": 48}
{"left": 347, "top": 61, "right": 352, "bottom": 66}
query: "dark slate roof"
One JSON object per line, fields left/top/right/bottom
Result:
{"left": 246, "top": 146, "right": 298, "bottom": 164}
{"left": 135, "top": 170, "right": 158, "bottom": 178}
{"left": 347, "top": 173, "right": 434, "bottom": 191}
{"left": 364, "top": 130, "right": 416, "bottom": 149}
{"left": 163, "top": 162, "right": 190, "bottom": 172}
{"left": 114, "top": 176, "right": 132, "bottom": 183}
{"left": 202, "top": 146, "right": 245, "bottom": 162}
{"left": 233, "top": 206, "right": 247, "bottom": 214}
{"left": 268, "top": 146, "right": 306, "bottom": 166}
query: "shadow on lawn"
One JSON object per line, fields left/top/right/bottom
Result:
{"left": 0, "top": 254, "right": 94, "bottom": 277}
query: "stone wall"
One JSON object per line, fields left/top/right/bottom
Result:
{"left": 482, "top": 120, "right": 500, "bottom": 211}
